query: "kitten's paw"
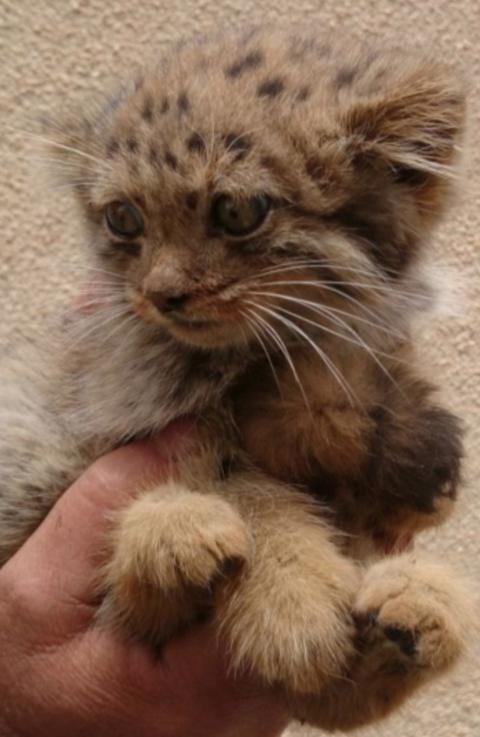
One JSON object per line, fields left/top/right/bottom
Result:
{"left": 354, "top": 554, "right": 475, "bottom": 672}
{"left": 218, "top": 534, "right": 359, "bottom": 694}
{"left": 101, "top": 487, "right": 252, "bottom": 642}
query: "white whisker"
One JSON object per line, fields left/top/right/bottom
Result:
{"left": 22, "top": 132, "right": 111, "bottom": 169}
{"left": 66, "top": 304, "right": 133, "bottom": 349}
{"left": 268, "top": 302, "right": 399, "bottom": 388}
{"left": 244, "top": 307, "right": 311, "bottom": 410}
{"left": 249, "top": 288, "right": 403, "bottom": 340}
{"left": 247, "top": 301, "right": 358, "bottom": 407}
{"left": 258, "top": 277, "right": 425, "bottom": 304}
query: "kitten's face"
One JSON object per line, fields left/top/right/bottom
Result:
{"left": 50, "top": 29, "right": 464, "bottom": 350}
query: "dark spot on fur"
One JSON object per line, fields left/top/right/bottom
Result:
{"left": 149, "top": 145, "right": 160, "bottom": 166}
{"left": 261, "top": 155, "right": 277, "bottom": 170}
{"left": 160, "top": 96, "right": 169, "bottom": 114}
{"left": 186, "top": 132, "right": 206, "bottom": 154}
{"left": 106, "top": 138, "right": 120, "bottom": 157}
{"left": 164, "top": 150, "right": 178, "bottom": 170}
{"left": 126, "top": 136, "right": 139, "bottom": 153}
{"left": 141, "top": 97, "right": 154, "bottom": 122}
{"left": 260, "top": 155, "right": 290, "bottom": 183}
{"left": 185, "top": 190, "right": 199, "bottom": 210}
{"left": 297, "top": 85, "right": 311, "bottom": 102}
{"left": 134, "top": 75, "right": 144, "bottom": 91}
{"left": 257, "top": 77, "right": 285, "bottom": 98}
{"left": 305, "top": 156, "right": 326, "bottom": 181}
{"left": 222, "top": 132, "right": 253, "bottom": 160}
{"left": 335, "top": 67, "right": 357, "bottom": 89}
{"left": 305, "top": 153, "right": 341, "bottom": 188}
{"left": 226, "top": 49, "right": 264, "bottom": 78}
{"left": 177, "top": 92, "right": 190, "bottom": 113}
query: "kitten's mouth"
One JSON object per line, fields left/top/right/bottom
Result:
{"left": 128, "top": 288, "right": 247, "bottom": 348}
{"left": 169, "top": 313, "right": 216, "bottom": 328}
{"left": 165, "top": 310, "right": 248, "bottom": 348}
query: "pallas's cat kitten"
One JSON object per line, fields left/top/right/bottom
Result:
{"left": 0, "top": 27, "right": 475, "bottom": 730}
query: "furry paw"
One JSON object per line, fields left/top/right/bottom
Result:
{"left": 100, "top": 486, "right": 252, "bottom": 642}
{"left": 217, "top": 524, "right": 359, "bottom": 694}
{"left": 354, "top": 554, "right": 475, "bottom": 672}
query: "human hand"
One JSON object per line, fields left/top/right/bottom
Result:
{"left": 0, "top": 423, "right": 289, "bottom": 737}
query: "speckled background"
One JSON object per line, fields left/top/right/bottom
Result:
{"left": 1, "top": 1, "right": 478, "bottom": 734}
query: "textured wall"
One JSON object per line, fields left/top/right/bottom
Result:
{"left": 1, "top": 1, "right": 479, "bottom": 735}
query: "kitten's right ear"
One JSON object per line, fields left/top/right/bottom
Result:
{"left": 342, "top": 58, "right": 467, "bottom": 222}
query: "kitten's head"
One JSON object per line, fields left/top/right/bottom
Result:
{"left": 46, "top": 29, "right": 465, "bottom": 351}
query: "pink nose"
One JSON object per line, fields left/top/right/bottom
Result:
{"left": 146, "top": 290, "right": 190, "bottom": 313}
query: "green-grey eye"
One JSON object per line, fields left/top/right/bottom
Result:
{"left": 212, "top": 194, "right": 271, "bottom": 237}
{"left": 105, "top": 200, "right": 144, "bottom": 239}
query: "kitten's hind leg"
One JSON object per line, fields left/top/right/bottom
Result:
{"left": 99, "top": 483, "right": 252, "bottom": 643}
{"left": 294, "top": 553, "right": 476, "bottom": 731}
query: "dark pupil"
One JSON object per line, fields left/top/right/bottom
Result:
{"left": 106, "top": 201, "right": 143, "bottom": 238}
{"left": 214, "top": 195, "right": 269, "bottom": 236}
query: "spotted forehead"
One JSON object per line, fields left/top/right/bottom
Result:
{"left": 91, "top": 29, "right": 384, "bottom": 214}
{"left": 99, "top": 31, "right": 341, "bottom": 177}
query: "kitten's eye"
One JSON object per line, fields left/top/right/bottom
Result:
{"left": 105, "top": 200, "right": 144, "bottom": 239}
{"left": 211, "top": 194, "right": 271, "bottom": 237}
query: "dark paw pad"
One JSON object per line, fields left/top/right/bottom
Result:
{"left": 383, "top": 626, "right": 417, "bottom": 657}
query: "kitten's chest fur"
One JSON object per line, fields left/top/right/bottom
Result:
{"left": 59, "top": 314, "right": 251, "bottom": 445}
{"left": 63, "top": 313, "right": 378, "bottom": 486}
{"left": 234, "top": 343, "right": 379, "bottom": 479}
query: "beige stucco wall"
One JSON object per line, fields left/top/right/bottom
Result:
{"left": 1, "top": 1, "right": 479, "bottom": 735}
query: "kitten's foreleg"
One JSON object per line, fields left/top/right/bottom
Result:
{"left": 215, "top": 472, "right": 360, "bottom": 695}
{"left": 99, "top": 482, "right": 253, "bottom": 642}
{"left": 101, "top": 467, "right": 360, "bottom": 697}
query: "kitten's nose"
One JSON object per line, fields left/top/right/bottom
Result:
{"left": 147, "top": 290, "right": 190, "bottom": 314}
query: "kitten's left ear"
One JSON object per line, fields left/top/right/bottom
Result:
{"left": 343, "top": 59, "right": 466, "bottom": 219}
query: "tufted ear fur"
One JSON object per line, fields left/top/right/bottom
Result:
{"left": 342, "top": 60, "right": 467, "bottom": 224}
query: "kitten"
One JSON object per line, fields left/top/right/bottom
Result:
{"left": 1, "top": 27, "right": 475, "bottom": 730}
